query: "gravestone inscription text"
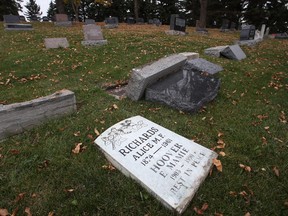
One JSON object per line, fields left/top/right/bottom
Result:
{"left": 95, "top": 116, "right": 217, "bottom": 214}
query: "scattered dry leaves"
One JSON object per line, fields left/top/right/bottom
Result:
{"left": 193, "top": 203, "right": 209, "bottom": 215}
{"left": 73, "top": 131, "right": 81, "bottom": 137}
{"left": 10, "top": 149, "right": 20, "bottom": 155}
{"left": 216, "top": 139, "right": 226, "bottom": 149}
{"left": 244, "top": 212, "right": 251, "bottom": 216}
{"left": 94, "top": 128, "right": 100, "bottom": 136}
{"left": 239, "top": 164, "right": 252, "bottom": 172}
{"left": 279, "top": 111, "right": 286, "bottom": 123}
{"left": 48, "top": 211, "right": 55, "bottom": 216}
{"left": 102, "top": 163, "right": 116, "bottom": 171}
{"left": 219, "top": 151, "right": 226, "bottom": 156}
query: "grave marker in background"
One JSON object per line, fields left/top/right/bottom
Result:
{"left": 54, "top": 14, "right": 72, "bottom": 27}
{"left": 95, "top": 115, "right": 217, "bottom": 214}
{"left": 44, "top": 38, "right": 69, "bottom": 49}
{"left": 81, "top": 24, "right": 107, "bottom": 46}
{"left": 3, "top": 15, "right": 33, "bottom": 30}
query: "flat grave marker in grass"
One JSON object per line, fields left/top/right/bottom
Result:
{"left": 44, "top": 38, "right": 69, "bottom": 49}
{"left": 95, "top": 115, "right": 217, "bottom": 214}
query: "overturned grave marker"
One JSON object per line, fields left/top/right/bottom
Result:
{"left": 187, "top": 58, "right": 223, "bottom": 74}
{"left": 205, "top": 45, "right": 246, "bottom": 61}
{"left": 95, "top": 115, "right": 217, "bottom": 214}
{"left": 0, "top": 90, "right": 76, "bottom": 141}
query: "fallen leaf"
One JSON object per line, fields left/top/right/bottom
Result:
{"left": 219, "top": 151, "right": 226, "bottom": 156}
{"left": 112, "top": 104, "right": 118, "bottom": 109}
{"left": 87, "top": 134, "right": 94, "bottom": 140}
{"left": 229, "top": 191, "right": 237, "bottom": 197}
{"left": 0, "top": 209, "right": 9, "bottom": 216}
{"left": 15, "top": 192, "right": 25, "bottom": 202}
{"left": 72, "top": 143, "right": 82, "bottom": 154}
{"left": 64, "top": 188, "right": 74, "bottom": 193}
{"left": 94, "top": 128, "right": 100, "bottom": 136}
{"left": 244, "top": 212, "right": 251, "bottom": 216}
{"left": 261, "top": 136, "right": 267, "bottom": 145}
{"left": 48, "top": 211, "right": 55, "bottom": 216}
{"left": 214, "top": 213, "right": 223, "bottom": 216}
{"left": 31, "top": 193, "right": 37, "bottom": 198}
{"left": 213, "top": 158, "right": 222, "bottom": 172}
{"left": 73, "top": 131, "right": 81, "bottom": 137}
{"left": 273, "top": 166, "right": 280, "bottom": 177}
{"left": 11, "top": 207, "right": 18, "bottom": 216}
{"left": 25, "top": 207, "right": 32, "bottom": 216}
{"left": 216, "top": 139, "right": 225, "bottom": 149}
{"left": 217, "top": 132, "right": 224, "bottom": 137}
{"left": 264, "top": 126, "right": 270, "bottom": 130}
{"left": 10, "top": 149, "right": 20, "bottom": 155}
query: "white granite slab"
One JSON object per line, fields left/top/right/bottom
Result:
{"left": 94, "top": 116, "right": 217, "bottom": 214}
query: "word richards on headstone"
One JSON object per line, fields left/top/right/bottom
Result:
{"left": 94, "top": 116, "right": 217, "bottom": 214}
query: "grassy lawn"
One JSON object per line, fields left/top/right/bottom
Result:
{"left": 0, "top": 22, "right": 287, "bottom": 216}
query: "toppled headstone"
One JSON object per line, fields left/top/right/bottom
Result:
{"left": 145, "top": 66, "right": 220, "bottom": 113}
{"left": 126, "top": 54, "right": 187, "bottom": 101}
{"left": 95, "top": 115, "right": 217, "bottom": 214}
{"left": 220, "top": 45, "right": 246, "bottom": 60}
{"left": 3, "top": 15, "right": 33, "bottom": 30}
{"left": 275, "top": 32, "right": 288, "bottom": 39}
{"left": 54, "top": 14, "right": 72, "bottom": 27}
{"left": 187, "top": 58, "right": 223, "bottom": 74}
{"left": 44, "top": 38, "right": 69, "bottom": 49}
{"left": 81, "top": 24, "right": 107, "bottom": 46}
{"left": 0, "top": 90, "right": 76, "bottom": 141}
{"left": 204, "top": 46, "right": 228, "bottom": 58}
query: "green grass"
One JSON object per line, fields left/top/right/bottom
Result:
{"left": 0, "top": 22, "right": 287, "bottom": 216}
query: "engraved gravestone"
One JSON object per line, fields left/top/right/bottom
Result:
{"left": 95, "top": 116, "right": 217, "bottom": 214}
{"left": 104, "top": 17, "right": 119, "bottom": 28}
{"left": 81, "top": 24, "right": 107, "bottom": 46}
{"left": 3, "top": 15, "right": 33, "bottom": 30}
{"left": 44, "top": 38, "right": 69, "bottom": 49}
{"left": 54, "top": 14, "right": 72, "bottom": 27}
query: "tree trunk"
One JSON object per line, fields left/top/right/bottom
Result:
{"left": 199, "top": 0, "right": 207, "bottom": 29}
{"left": 72, "top": 2, "right": 79, "bottom": 22}
{"left": 56, "top": 0, "right": 65, "bottom": 14}
{"left": 134, "top": 0, "right": 139, "bottom": 20}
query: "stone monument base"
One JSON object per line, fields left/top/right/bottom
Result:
{"left": 4, "top": 23, "right": 33, "bottom": 30}
{"left": 81, "top": 40, "right": 108, "bottom": 46}
{"left": 165, "top": 30, "right": 187, "bottom": 36}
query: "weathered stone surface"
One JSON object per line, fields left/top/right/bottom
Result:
{"left": 126, "top": 54, "right": 187, "bottom": 101}
{"left": 81, "top": 40, "right": 107, "bottom": 46}
{"left": 221, "top": 45, "right": 246, "bottom": 60}
{"left": 204, "top": 45, "right": 228, "bottom": 57}
{"left": 145, "top": 65, "right": 221, "bottom": 113}
{"left": 44, "top": 38, "right": 69, "bottom": 49}
{"left": 186, "top": 58, "right": 223, "bottom": 74}
{"left": 85, "top": 19, "right": 95, "bottom": 25}
{"left": 3, "top": 15, "right": 33, "bottom": 30}
{"left": 0, "top": 90, "right": 76, "bottom": 141}
{"left": 235, "top": 39, "right": 261, "bottom": 46}
{"left": 54, "top": 14, "right": 72, "bottom": 27}
{"left": 95, "top": 115, "right": 217, "bottom": 214}
{"left": 179, "top": 52, "right": 199, "bottom": 60}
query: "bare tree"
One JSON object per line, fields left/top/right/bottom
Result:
{"left": 134, "top": 0, "right": 139, "bottom": 19}
{"left": 199, "top": 0, "right": 207, "bottom": 29}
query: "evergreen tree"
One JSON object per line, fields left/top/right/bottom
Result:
{"left": 25, "top": 0, "right": 41, "bottom": 21}
{"left": 47, "top": 0, "right": 57, "bottom": 21}
{"left": 0, "top": 0, "right": 22, "bottom": 21}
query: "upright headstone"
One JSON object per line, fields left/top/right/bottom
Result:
{"left": 3, "top": 15, "right": 33, "bottom": 30}
{"left": 81, "top": 24, "right": 107, "bottom": 46}
{"left": 230, "top": 22, "right": 236, "bottom": 31}
{"left": 153, "top": 18, "right": 161, "bottom": 26}
{"left": 166, "top": 14, "right": 186, "bottom": 35}
{"left": 220, "top": 19, "right": 229, "bottom": 32}
{"left": 104, "top": 17, "right": 119, "bottom": 28}
{"left": 85, "top": 19, "right": 95, "bottom": 25}
{"left": 136, "top": 18, "right": 145, "bottom": 24}
{"left": 54, "top": 14, "right": 72, "bottom": 27}
{"left": 126, "top": 17, "right": 135, "bottom": 24}
{"left": 264, "top": 27, "right": 270, "bottom": 38}
{"left": 95, "top": 115, "right": 218, "bottom": 214}
{"left": 42, "top": 16, "right": 49, "bottom": 22}
{"left": 19, "top": 16, "right": 26, "bottom": 22}
{"left": 240, "top": 25, "right": 255, "bottom": 40}
{"left": 44, "top": 38, "right": 69, "bottom": 49}
{"left": 260, "top": 24, "right": 266, "bottom": 39}
{"left": 170, "top": 14, "right": 179, "bottom": 30}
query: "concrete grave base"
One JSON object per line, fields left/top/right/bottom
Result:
{"left": 126, "top": 54, "right": 187, "bottom": 101}
{"left": 54, "top": 21, "right": 72, "bottom": 27}
{"left": 235, "top": 38, "right": 262, "bottom": 46}
{"left": 165, "top": 30, "right": 187, "bottom": 36}
{"left": 81, "top": 40, "right": 108, "bottom": 46}
{"left": 204, "top": 46, "right": 228, "bottom": 57}
{"left": 0, "top": 90, "right": 76, "bottom": 141}
{"left": 4, "top": 23, "right": 33, "bottom": 30}
{"left": 179, "top": 52, "right": 199, "bottom": 60}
